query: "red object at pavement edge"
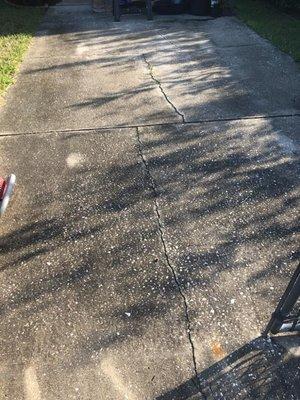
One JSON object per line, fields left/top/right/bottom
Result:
{"left": 0, "top": 174, "right": 16, "bottom": 216}
{"left": 0, "top": 177, "right": 7, "bottom": 199}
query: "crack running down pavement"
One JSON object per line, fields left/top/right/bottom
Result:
{"left": 136, "top": 127, "right": 207, "bottom": 398}
{"left": 142, "top": 54, "right": 186, "bottom": 124}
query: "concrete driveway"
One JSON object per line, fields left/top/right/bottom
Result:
{"left": 0, "top": 3, "right": 299, "bottom": 399}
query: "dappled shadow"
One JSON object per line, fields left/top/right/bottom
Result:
{"left": 0, "top": 4, "right": 299, "bottom": 398}
{"left": 156, "top": 336, "right": 300, "bottom": 399}
{"left": 8, "top": 4, "right": 297, "bottom": 132}
{"left": 0, "top": 116, "right": 298, "bottom": 390}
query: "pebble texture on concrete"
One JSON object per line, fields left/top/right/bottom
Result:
{"left": 0, "top": 3, "right": 299, "bottom": 400}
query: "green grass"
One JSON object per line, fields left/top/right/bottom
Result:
{"left": 235, "top": 0, "right": 300, "bottom": 62}
{"left": 0, "top": 0, "right": 44, "bottom": 98}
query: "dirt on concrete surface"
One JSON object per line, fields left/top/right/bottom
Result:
{"left": 0, "top": 3, "right": 299, "bottom": 400}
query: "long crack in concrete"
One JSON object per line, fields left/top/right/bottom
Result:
{"left": 136, "top": 127, "right": 207, "bottom": 398}
{"left": 142, "top": 54, "right": 186, "bottom": 124}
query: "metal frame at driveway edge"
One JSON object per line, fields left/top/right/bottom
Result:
{"left": 262, "top": 262, "right": 300, "bottom": 337}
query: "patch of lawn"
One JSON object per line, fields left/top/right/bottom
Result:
{"left": 235, "top": 0, "right": 300, "bottom": 62}
{"left": 0, "top": 0, "right": 44, "bottom": 98}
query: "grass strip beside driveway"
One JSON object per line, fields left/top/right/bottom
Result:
{"left": 235, "top": 0, "right": 300, "bottom": 62}
{"left": 0, "top": 0, "right": 44, "bottom": 99}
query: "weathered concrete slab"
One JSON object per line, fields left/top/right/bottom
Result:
{"left": 0, "top": 57, "right": 180, "bottom": 133}
{"left": 1, "top": 120, "right": 297, "bottom": 398}
{"left": 26, "top": 26, "right": 164, "bottom": 62}
{"left": 1, "top": 11, "right": 299, "bottom": 134}
{"left": 145, "top": 25, "right": 300, "bottom": 121}
{"left": 26, "top": 8, "right": 112, "bottom": 59}
{"left": 0, "top": 129, "right": 195, "bottom": 400}
{"left": 0, "top": 5, "right": 299, "bottom": 399}
{"left": 139, "top": 116, "right": 300, "bottom": 374}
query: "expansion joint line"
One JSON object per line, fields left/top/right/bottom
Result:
{"left": 136, "top": 127, "right": 206, "bottom": 398}
{"left": 142, "top": 54, "right": 186, "bottom": 123}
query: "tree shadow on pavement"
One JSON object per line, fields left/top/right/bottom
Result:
{"left": 156, "top": 336, "right": 300, "bottom": 400}
{"left": 15, "top": 7, "right": 299, "bottom": 130}
{"left": 0, "top": 6, "right": 299, "bottom": 398}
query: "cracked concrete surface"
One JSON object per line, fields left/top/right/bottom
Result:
{"left": 0, "top": 3, "right": 299, "bottom": 400}
{"left": 142, "top": 55, "right": 186, "bottom": 123}
{"left": 136, "top": 127, "right": 202, "bottom": 395}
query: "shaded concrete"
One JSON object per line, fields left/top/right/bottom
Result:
{"left": 0, "top": 129, "right": 195, "bottom": 399}
{"left": 137, "top": 116, "right": 300, "bottom": 373}
{"left": 144, "top": 21, "right": 299, "bottom": 121}
{"left": 0, "top": 8, "right": 299, "bottom": 133}
{"left": 0, "top": 57, "right": 179, "bottom": 132}
{"left": 0, "top": 3, "right": 299, "bottom": 400}
{"left": 157, "top": 335, "right": 300, "bottom": 399}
